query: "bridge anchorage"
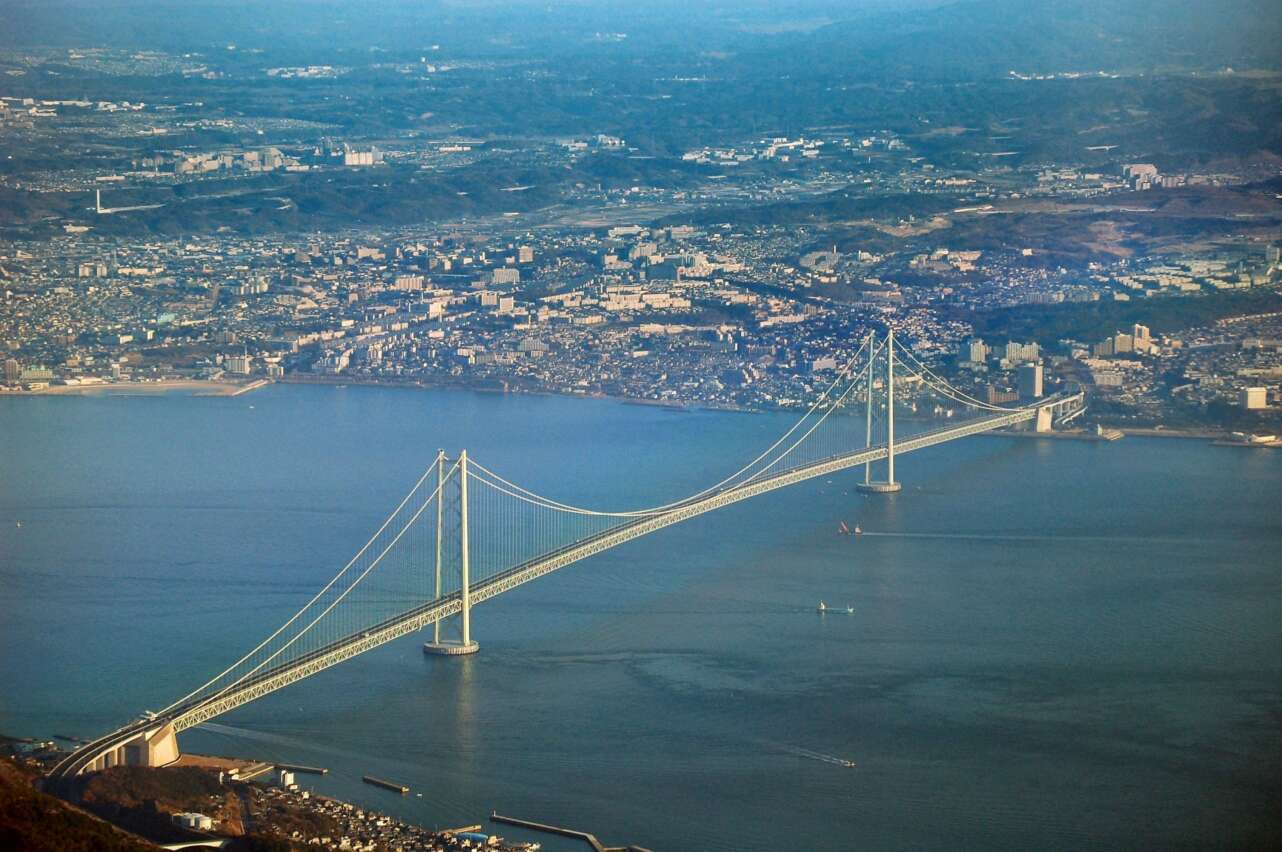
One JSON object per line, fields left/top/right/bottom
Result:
{"left": 49, "top": 332, "right": 1083, "bottom": 778}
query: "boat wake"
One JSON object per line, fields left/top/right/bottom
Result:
{"left": 197, "top": 721, "right": 312, "bottom": 750}
{"left": 775, "top": 743, "right": 856, "bottom": 768}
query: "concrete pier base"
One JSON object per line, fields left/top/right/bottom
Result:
{"left": 78, "top": 722, "right": 181, "bottom": 774}
{"left": 422, "top": 641, "right": 479, "bottom": 656}
{"left": 856, "top": 481, "right": 902, "bottom": 494}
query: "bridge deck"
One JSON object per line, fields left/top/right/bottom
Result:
{"left": 53, "top": 403, "right": 1063, "bottom": 777}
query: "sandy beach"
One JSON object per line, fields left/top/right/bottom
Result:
{"left": 2, "top": 379, "right": 269, "bottom": 398}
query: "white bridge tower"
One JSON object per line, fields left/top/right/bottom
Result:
{"left": 857, "top": 329, "right": 903, "bottom": 494}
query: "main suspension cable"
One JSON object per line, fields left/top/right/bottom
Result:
{"left": 466, "top": 336, "right": 887, "bottom": 517}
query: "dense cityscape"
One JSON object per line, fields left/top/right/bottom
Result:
{"left": 3, "top": 36, "right": 1281, "bottom": 435}
{"left": 4, "top": 144, "right": 1281, "bottom": 432}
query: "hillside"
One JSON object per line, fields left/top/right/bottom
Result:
{"left": 0, "top": 756, "right": 156, "bottom": 852}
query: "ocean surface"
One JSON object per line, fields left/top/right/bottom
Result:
{"left": 2, "top": 384, "right": 1281, "bottom": 850}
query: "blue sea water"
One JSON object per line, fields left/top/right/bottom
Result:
{"left": 2, "top": 384, "right": 1280, "bottom": 850}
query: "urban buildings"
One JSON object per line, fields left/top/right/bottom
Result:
{"left": 1241, "top": 387, "right": 1268, "bottom": 410}
{"left": 1018, "top": 363, "right": 1044, "bottom": 400}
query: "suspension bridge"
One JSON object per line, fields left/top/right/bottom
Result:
{"left": 49, "top": 332, "right": 1083, "bottom": 779}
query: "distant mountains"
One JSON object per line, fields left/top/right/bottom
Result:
{"left": 754, "top": 0, "right": 1282, "bottom": 79}
{"left": 2, "top": 1, "right": 1279, "bottom": 75}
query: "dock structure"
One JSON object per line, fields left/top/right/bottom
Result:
{"left": 362, "top": 775, "right": 409, "bottom": 794}
{"left": 442, "top": 825, "right": 483, "bottom": 835}
{"left": 228, "top": 378, "right": 271, "bottom": 396}
{"left": 235, "top": 762, "right": 274, "bottom": 781}
{"left": 490, "top": 812, "right": 652, "bottom": 852}
{"left": 273, "top": 762, "right": 328, "bottom": 775}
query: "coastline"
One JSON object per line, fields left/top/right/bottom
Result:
{"left": 0, "top": 374, "right": 1254, "bottom": 442}
{"left": 33, "top": 746, "right": 535, "bottom": 852}
{"left": 0, "top": 379, "right": 270, "bottom": 398}
{"left": 277, "top": 372, "right": 755, "bottom": 414}
{"left": 1119, "top": 427, "right": 1227, "bottom": 440}
{"left": 991, "top": 427, "right": 1226, "bottom": 443}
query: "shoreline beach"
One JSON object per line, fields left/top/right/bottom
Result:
{"left": 1, "top": 379, "right": 270, "bottom": 398}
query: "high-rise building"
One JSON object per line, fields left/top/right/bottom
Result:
{"left": 1003, "top": 340, "right": 1039, "bottom": 364}
{"left": 1123, "top": 163, "right": 1159, "bottom": 180}
{"left": 3, "top": 358, "right": 19, "bottom": 385}
{"left": 343, "top": 147, "right": 377, "bottom": 166}
{"left": 986, "top": 384, "right": 1019, "bottom": 405}
{"left": 1091, "top": 370, "right": 1124, "bottom": 388}
{"left": 226, "top": 354, "right": 252, "bottom": 375}
{"left": 1123, "top": 163, "right": 1160, "bottom": 190}
{"left": 517, "top": 246, "right": 534, "bottom": 264}
{"left": 1018, "top": 363, "right": 1044, "bottom": 400}
{"left": 964, "top": 338, "right": 989, "bottom": 363}
{"left": 1240, "top": 387, "right": 1268, "bottom": 410}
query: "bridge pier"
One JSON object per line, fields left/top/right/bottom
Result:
{"left": 422, "top": 641, "right": 479, "bottom": 655}
{"left": 856, "top": 481, "right": 902, "bottom": 494}
{"left": 1036, "top": 407, "right": 1053, "bottom": 433}
{"left": 69, "top": 722, "right": 180, "bottom": 776}
{"left": 125, "top": 723, "right": 179, "bottom": 768}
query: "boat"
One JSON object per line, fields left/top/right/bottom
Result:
{"left": 817, "top": 601, "right": 827, "bottom": 613}
{"left": 838, "top": 521, "right": 850, "bottom": 535}
{"left": 846, "top": 605, "right": 854, "bottom": 614}
{"left": 853, "top": 525, "right": 861, "bottom": 536}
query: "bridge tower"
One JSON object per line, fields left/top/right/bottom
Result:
{"left": 857, "top": 329, "right": 903, "bottom": 494}
{"left": 432, "top": 450, "right": 445, "bottom": 645}
{"left": 423, "top": 450, "right": 479, "bottom": 656}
